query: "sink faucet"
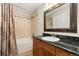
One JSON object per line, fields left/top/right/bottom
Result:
{"left": 52, "top": 33, "right": 56, "bottom": 37}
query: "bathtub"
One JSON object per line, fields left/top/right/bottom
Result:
{"left": 16, "top": 38, "right": 33, "bottom": 54}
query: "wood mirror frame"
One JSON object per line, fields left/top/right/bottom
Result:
{"left": 44, "top": 3, "right": 77, "bottom": 33}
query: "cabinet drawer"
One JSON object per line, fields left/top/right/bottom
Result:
{"left": 56, "top": 47, "right": 72, "bottom": 56}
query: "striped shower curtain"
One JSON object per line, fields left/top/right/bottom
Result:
{"left": 0, "top": 3, "right": 18, "bottom": 56}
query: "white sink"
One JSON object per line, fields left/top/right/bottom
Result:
{"left": 42, "top": 36, "right": 60, "bottom": 42}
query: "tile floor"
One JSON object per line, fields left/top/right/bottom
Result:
{"left": 18, "top": 50, "right": 33, "bottom": 56}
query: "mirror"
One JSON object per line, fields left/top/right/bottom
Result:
{"left": 44, "top": 3, "right": 77, "bottom": 33}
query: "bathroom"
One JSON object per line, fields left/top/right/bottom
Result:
{"left": 0, "top": 3, "right": 79, "bottom": 56}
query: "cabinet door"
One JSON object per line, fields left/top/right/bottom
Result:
{"left": 56, "top": 47, "right": 72, "bottom": 56}
{"left": 38, "top": 39, "right": 55, "bottom": 56}
{"left": 39, "top": 44, "right": 55, "bottom": 56}
{"left": 33, "top": 38, "right": 55, "bottom": 56}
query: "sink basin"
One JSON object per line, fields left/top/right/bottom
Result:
{"left": 42, "top": 36, "right": 60, "bottom": 42}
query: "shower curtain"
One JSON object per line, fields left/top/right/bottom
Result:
{"left": 0, "top": 3, "right": 18, "bottom": 56}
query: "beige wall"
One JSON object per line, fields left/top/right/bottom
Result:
{"left": 31, "top": 4, "right": 46, "bottom": 36}
{"left": 31, "top": 9, "right": 38, "bottom": 36}
{"left": 13, "top": 5, "right": 32, "bottom": 39}
{"left": 32, "top": 3, "right": 79, "bottom": 37}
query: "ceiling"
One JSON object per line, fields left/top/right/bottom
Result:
{"left": 13, "top": 3, "right": 43, "bottom": 15}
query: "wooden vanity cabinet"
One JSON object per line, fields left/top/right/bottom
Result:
{"left": 33, "top": 38, "right": 73, "bottom": 56}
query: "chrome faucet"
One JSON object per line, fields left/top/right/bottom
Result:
{"left": 52, "top": 33, "right": 56, "bottom": 37}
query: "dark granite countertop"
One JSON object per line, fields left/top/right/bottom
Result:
{"left": 33, "top": 36, "right": 79, "bottom": 56}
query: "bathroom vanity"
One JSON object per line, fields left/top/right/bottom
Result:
{"left": 33, "top": 35, "right": 79, "bottom": 56}
{"left": 33, "top": 37, "right": 72, "bottom": 56}
{"left": 33, "top": 3, "right": 79, "bottom": 56}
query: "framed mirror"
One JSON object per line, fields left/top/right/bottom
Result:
{"left": 44, "top": 3, "right": 77, "bottom": 33}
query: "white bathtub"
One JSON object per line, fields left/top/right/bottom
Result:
{"left": 16, "top": 38, "right": 33, "bottom": 54}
